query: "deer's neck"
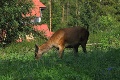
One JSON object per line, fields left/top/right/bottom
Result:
{"left": 39, "top": 41, "right": 53, "bottom": 53}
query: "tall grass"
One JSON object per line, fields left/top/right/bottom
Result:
{"left": 0, "top": 30, "right": 120, "bottom": 80}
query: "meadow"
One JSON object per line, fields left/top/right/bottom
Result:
{"left": 0, "top": 0, "right": 120, "bottom": 79}
{"left": 0, "top": 33, "right": 120, "bottom": 80}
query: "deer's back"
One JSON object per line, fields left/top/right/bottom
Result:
{"left": 49, "top": 27, "right": 89, "bottom": 47}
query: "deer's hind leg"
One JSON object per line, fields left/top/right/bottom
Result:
{"left": 81, "top": 40, "right": 87, "bottom": 53}
{"left": 73, "top": 45, "right": 79, "bottom": 56}
{"left": 57, "top": 38, "right": 65, "bottom": 59}
{"left": 58, "top": 45, "right": 65, "bottom": 58}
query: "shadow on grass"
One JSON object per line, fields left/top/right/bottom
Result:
{"left": 0, "top": 48, "right": 120, "bottom": 80}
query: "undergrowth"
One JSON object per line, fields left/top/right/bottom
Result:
{"left": 0, "top": 40, "right": 120, "bottom": 80}
{"left": 0, "top": 30, "right": 120, "bottom": 80}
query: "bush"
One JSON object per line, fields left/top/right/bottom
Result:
{"left": 0, "top": 0, "right": 33, "bottom": 44}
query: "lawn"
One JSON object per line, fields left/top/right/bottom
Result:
{"left": 0, "top": 41, "right": 120, "bottom": 80}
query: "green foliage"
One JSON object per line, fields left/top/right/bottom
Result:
{"left": 0, "top": 0, "right": 33, "bottom": 43}
{"left": 41, "top": 0, "right": 120, "bottom": 32}
{"left": 1, "top": 0, "right": 120, "bottom": 45}
{"left": 96, "top": 15, "right": 116, "bottom": 30}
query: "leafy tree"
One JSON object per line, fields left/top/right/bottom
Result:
{"left": 0, "top": 0, "right": 33, "bottom": 43}
{"left": 41, "top": 0, "right": 120, "bottom": 32}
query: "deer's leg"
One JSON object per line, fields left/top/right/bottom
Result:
{"left": 58, "top": 45, "right": 64, "bottom": 59}
{"left": 73, "top": 45, "right": 79, "bottom": 56}
{"left": 81, "top": 41, "right": 87, "bottom": 53}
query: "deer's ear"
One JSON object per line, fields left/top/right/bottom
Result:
{"left": 35, "top": 44, "right": 39, "bottom": 52}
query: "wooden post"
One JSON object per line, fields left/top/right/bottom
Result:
{"left": 76, "top": 0, "right": 78, "bottom": 26}
{"left": 62, "top": 5, "right": 65, "bottom": 22}
{"left": 49, "top": 0, "right": 52, "bottom": 32}
{"left": 66, "top": 1, "right": 69, "bottom": 23}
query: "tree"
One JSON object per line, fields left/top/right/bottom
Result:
{"left": 0, "top": 0, "right": 33, "bottom": 43}
{"left": 40, "top": 0, "right": 120, "bottom": 32}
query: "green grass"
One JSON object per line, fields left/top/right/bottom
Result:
{"left": 0, "top": 41, "right": 120, "bottom": 80}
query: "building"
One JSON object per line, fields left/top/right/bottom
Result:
{"left": 26, "top": 0, "right": 53, "bottom": 40}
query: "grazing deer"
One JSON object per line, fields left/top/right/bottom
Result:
{"left": 35, "top": 27, "right": 89, "bottom": 59}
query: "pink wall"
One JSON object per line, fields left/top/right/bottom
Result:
{"left": 25, "top": 0, "right": 46, "bottom": 17}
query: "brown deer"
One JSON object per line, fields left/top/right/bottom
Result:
{"left": 35, "top": 27, "right": 89, "bottom": 59}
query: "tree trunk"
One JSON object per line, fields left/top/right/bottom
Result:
{"left": 66, "top": 1, "right": 69, "bottom": 23}
{"left": 76, "top": 0, "right": 78, "bottom": 26}
{"left": 62, "top": 5, "right": 65, "bottom": 22}
{"left": 49, "top": 0, "right": 52, "bottom": 32}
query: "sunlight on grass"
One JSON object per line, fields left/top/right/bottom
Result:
{"left": 0, "top": 41, "right": 120, "bottom": 80}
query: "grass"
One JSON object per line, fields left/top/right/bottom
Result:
{"left": 0, "top": 40, "right": 120, "bottom": 80}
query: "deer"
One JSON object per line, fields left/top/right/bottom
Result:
{"left": 35, "top": 26, "right": 89, "bottom": 60}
